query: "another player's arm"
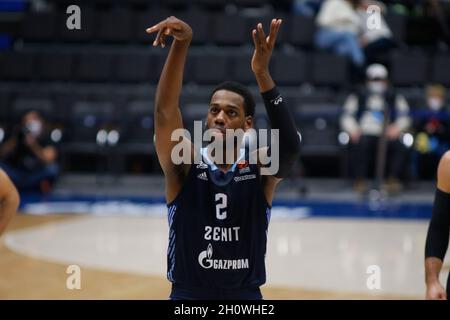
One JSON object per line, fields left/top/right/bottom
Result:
{"left": 425, "top": 151, "right": 450, "bottom": 300}
{"left": 146, "top": 17, "right": 193, "bottom": 202}
{"left": 251, "top": 19, "right": 301, "bottom": 205}
{"left": 0, "top": 170, "right": 20, "bottom": 236}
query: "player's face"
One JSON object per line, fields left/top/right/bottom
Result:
{"left": 206, "top": 90, "right": 252, "bottom": 140}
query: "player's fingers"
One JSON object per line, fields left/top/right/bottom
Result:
{"left": 268, "top": 19, "right": 281, "bottom": 48}
{"left": 146, "top": 24, "right": 160, "bottom": 34}
{"left": 153, "top": 27, "right": 164, "bottom": 46}
{"left": 267, "top": 19, "right": 277, "bottom": 45}
{"left": 161, "top": 32, "right": 167, "bottom": 48}
{"left": 257, "top": 23, "right": 266, "bottom": 47}
{"left": 146, "top": 20, "right": 166, "bottom": 34}
{"left": 269, "top": 19, "right": 276, "bottom": 39}
{"left": 251, "top": 29, "right": 259, "bottom": 49}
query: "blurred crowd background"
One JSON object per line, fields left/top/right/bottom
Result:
{"left": 0, "top": 0, "right": 449, "bottom": 194}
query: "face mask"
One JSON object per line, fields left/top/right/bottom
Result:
{"left": 368, "top": 82, "right": 387, "bottom": 94}
{"left": 428, "top": 98, "right": 443, "bottom": 111}
{"left": 25, "top": 120, "right": 43, "bottom": 137}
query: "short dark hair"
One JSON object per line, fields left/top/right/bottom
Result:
{"left": 210, "top": 81, "right": 255, "bottom": 117}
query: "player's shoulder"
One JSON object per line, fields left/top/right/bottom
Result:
{"left": 440, "top": 151, "right": 450, "bottom": 170}
{"left": 438, "top": 151, "right": 450, "bottom": 190}
{"left": 0, "top": 169, "right": 18, "bottom": 198}
{"left": 442, "top": 150, "right": 450, "bottom": 161}
{"left": 0, "top": 169, "right": 9, "bottom": 184}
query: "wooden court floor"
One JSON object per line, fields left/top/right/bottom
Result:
{"left": 0, "top": 213, "right": 418, "bottom": 300}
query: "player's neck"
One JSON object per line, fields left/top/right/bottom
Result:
{"left": 206, "top": 145, "right": 240, "bottom": 173}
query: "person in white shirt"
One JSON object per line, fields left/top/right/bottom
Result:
{"left": 315, "top": 0, "right": 365, "bottom": 67}
{"left": 340, "top": 64, "right": 412, "bottom": 194}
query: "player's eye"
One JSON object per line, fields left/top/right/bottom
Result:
{"left": 228, "top": 110, "right": 237, "bottom": 117}
{"left": 210, "top": 106, "right": 219, "bottom": 114}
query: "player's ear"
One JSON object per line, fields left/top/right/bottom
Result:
{"left": 244, "top": 115, "right": 253, "bottom": 130}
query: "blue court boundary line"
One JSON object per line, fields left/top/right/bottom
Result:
{"left": 18, "top": 193, "right": 433, "bottom": 220}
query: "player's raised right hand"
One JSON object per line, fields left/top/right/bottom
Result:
{"left": 146, "top": 16, "right": 193, "bottom": 48}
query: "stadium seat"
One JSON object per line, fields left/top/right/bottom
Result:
{"left": 96, "top": 10, "right": 134, "bottom": 43}
{"left": 311, "top": 53, "right": 349, "bottom": 87}
{"left": 11, "top": 98, "right": 54, "bottom": 121}
{"left": 385, "top": 13, "right": 407, "bottom": 44}
{"left": 191, "top": 52, "right": 230, "bottom": 85}
{"left": 76, "top": 52, "right": 114, "bottom": 82}
{"left": 213, "top": 14, "right": 247, "bottom": 46}
{"left": 20, "top": 11, "right": 58, "bottom": 42}
{"left": 0, "top": 51, "right": 35, "bottom": 81}
{"left": 430, "top": 53, "right": 450, "bottom": 87}
{"left": 390, "top": 51, "right": 429, "bottom": 87}
{"left": 272, "top": 51, "right": 308, "bottom": 86}
{"left": 0, "top": 90, "right": 11, "bottom": 122}
{"left": 115, "top": 52, "right": 152, "bottom": 83}
{"left": 230, "top": 51, "right": 255, "bottom": 85}
{"left": 294, "top": 103, "right": 341, "bottom": 157}
{"left": 289, "top": 15, "right": 316, "bottom": 48}
{"left": 37, "top": 52, "right": 73, "bottom": 81}
{"left": 119, "top": 100, "right": 155, "bottom": 155}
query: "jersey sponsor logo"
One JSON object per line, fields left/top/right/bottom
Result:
{"left": 198, "top": 243, "right": 249, "bottom": 270}
{"left": 234, "top": 174, "right": 256, "bottom": 182}
{"left": 237, "top": 160, "right": 248, "bottom": 169}
{"left": 271, "top": 95, "right": 283, "bottom": 106}
{"left": 197, "top": 172, "right": 208, "bottom": 181}
{"left": 237, "top": 160, "right": 250, "bottom": 174}
{"left": 239, "top": 166, "right": 250, "bottom": 174}
{"left": 196, "top": 161, "right": 208, "bottom": 169}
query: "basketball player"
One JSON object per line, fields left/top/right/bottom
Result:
{"left": 0, "top": 169, "right": 20, "bottom": 236}
{"left": 425, "top": 151, "right": 450, "bottom": 300}
{"left": 146, "top": 17, "right": 301, "bottom": 299}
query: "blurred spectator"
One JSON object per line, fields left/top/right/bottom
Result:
{"left": 0, "top": 110, "right": 59, "bottom": 193}
{"left": 292, "top": 0, "right": 324, "bottom": 16}
{"left": 340, "top": 64, "right": 412, "bottom": 194}
{"left": 314, "top": 0, "right": 365, "bottom": 69}
{"left": 413, "top": 84, "right": 450, "bottom": 179}
{"left": 357, "top": 0, "right": 397, "bottom": 65}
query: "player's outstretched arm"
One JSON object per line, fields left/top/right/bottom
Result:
{"left": 146, "top": 17, "right": 193, "bottom": 201}
{"left": 250, "top": 19, "right": 301, "bottom": 203}
{"left": 0, "top": 170, "right": 20, "bottom": 236}
{"left": 425, "top": 151, "right": 450, "bottom": 300}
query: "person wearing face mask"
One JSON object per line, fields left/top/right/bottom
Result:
{"left": 413, "top": 85, "right": 449, "bottom": 180}
{"left": 0, "top": 110, "right": 59, "bottom": 193}
{"left": 340, "top": 63, "right": 412, "bottom": 194}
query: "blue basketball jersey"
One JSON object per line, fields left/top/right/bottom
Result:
{"left": 166, "top": 148, "right": 271, "bottom": 295}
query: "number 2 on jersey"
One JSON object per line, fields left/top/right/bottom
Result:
{"left": 215, "top": 193, "right": 227, "bottom": 220}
